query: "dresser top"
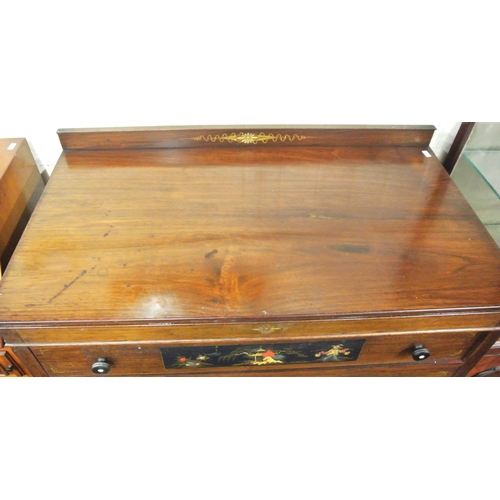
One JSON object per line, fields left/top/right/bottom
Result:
{"left": 1, "top": 126, "right": 500, "bottom": 328}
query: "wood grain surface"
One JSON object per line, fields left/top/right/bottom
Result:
{"left": 1, "top": 145, "right": 500, "bottom": 328}
{"left": 2, "top": 125, "right": 500, "bottom": 376}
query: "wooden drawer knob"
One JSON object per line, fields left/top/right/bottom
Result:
{"left": 91, "top": 358, "right": 111, "bottom": 374}
{"left": 412, "top": 344, "right": 430, "bottom": 361}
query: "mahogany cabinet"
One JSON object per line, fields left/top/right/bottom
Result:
{"left": 1, "top": 125, "right": 500, "bottom": 377}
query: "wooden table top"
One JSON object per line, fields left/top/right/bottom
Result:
{"left": 1, "top": 126, "right": 500, "bottom": 328}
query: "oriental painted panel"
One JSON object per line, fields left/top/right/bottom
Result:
{"left": 160, "top": 339, "right": 365, "bottom": 370}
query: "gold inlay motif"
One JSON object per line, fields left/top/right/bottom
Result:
{"left": 251, "top": 325, "right": 282, "bottom": 335}
{"left": 192, "top": 132, "right": 308, "bottom": 144}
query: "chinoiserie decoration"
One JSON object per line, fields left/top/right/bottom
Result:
{"left": 160, "top": 339, "right": 365, "bottom": 369}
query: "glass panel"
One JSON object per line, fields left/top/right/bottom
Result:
{"left": 465, "top": 123, "right": 500, "bottom": 149}
{"left": 450, "top": 123, "right": 500, "bottom": 248}
{"left": 464, "top": 151, "right": 500, "bottom": 199}
{"left": 452, "top": 153, "right": 500, "bottom": 224}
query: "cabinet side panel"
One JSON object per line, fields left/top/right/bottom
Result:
{"left": 0, "top": 140, "right": 45, "bottom": 272}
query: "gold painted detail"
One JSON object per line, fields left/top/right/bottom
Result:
{"left": 49, "top": 365, "right": 65, "bottom": 374}
{"left": 192, "top": 132, "right": 308, "bottom": 145}
{"left": 449, "top": 348, "right": 465, "bottom": 358}
{"left": 251, "top": 325, "right": 282, "bottom": 335}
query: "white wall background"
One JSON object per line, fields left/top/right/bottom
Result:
{"left": 1, "top": 1, "right": 498, "bottom": 175}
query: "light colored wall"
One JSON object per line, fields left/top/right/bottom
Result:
{"left": 429, "top": 122, "right": 462, "bottom": 162}
{"left": 2, "top": 118, "right": 461, "bottom": 177}
{"left": 0, "top": 4, "right": 476, "bottom": 176}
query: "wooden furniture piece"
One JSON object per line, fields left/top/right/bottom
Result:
{"left": 1, "top": 125, "right": 500, "bottom": 377}
{"left": 0, "top": 138, "right": 45, "bottom": 277}
{"left": 0, "top": 138, "right": 45, "bottom": 376}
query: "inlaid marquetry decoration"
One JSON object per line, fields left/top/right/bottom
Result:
{"left": 191, "top": 132, "right": 309, "bottom": 144}
{"left": 251, "top": 325, "right": 282, "bottom": 335}
{"left": 160, "top": 339, "right": 365, "bottom": 369}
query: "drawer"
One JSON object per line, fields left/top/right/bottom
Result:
{"left": 31, "top": 330, "right": 479, "bottom": 376}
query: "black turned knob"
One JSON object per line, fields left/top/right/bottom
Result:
{"left": 91, "top": 358, "right": 110, "bottom": 374}
{"left": 6, "top": 365, "right": 13, "bottom": 373}
{"left": 412, "top": 344, "right": 430, "bottom": 361}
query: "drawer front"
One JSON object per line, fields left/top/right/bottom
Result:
{"left": 31, "top": 330, "right": 479, "bottom": 376}
{"left": 14, "top": 313, "right": 500, "bottom": 345}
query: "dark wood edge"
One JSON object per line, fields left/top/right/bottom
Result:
{"left": 57, "top": 125, "right": 436, "bottom": 151}
{"left": 443, "top": 122, "right": 475, "bottom": 174}
{"left": 10, "top": 347, "right": 48, "bottom": 376}
{"left": 1, "top": 308, "right": 499, "bottom": 330}
{"left": 8, "top": 327, "right": 500, "bottom": 348}
{"left": 0, "top": 328, "right": 22, "bottom": 344}
{"left": 114, "top": 362, "right": 460, "bottom": 378}
{"left": 453, "top": 330, "right": 500, "bottom": 376}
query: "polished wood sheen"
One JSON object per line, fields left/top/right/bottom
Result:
{"left": 1, "top": 126, "right": 500, "bottom": 376}
{"left": 58, "top": 125, "right": 435, "bottom": 151}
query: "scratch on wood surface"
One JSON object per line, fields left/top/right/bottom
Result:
{"left": 48, "top": 270, "right": 87, "bottom": 303}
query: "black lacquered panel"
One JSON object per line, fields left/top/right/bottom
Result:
{"left": 161, "top": 339, "right": 365, "bottom": 369}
